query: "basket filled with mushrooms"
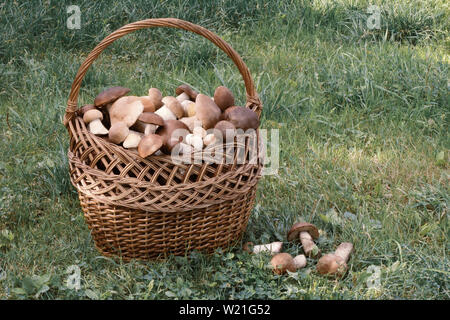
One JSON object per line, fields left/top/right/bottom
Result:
{"left": 63, "top": 18, "right": 263, "bottom": 261}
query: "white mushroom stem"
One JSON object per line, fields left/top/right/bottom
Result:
{"left": 179, "top": 116, "right": 202, "bottom": 132}
{"left": 123, "top": 130, "right": 143, "bottom": 149}
{"left": 176, "top": 92, "right": 190, "bottom": 103}
{"left": 252, "top": 241, "right": 283, "bottom": 255}
{"left": 178, "top": 142, "right": 193, "bottom": 155}
{"left": 193, "top": 126, "right": 207, "bottom": 138}
{"left": 293, "top": 255, "right": 307, "bottom": 269}
{"left": 181, "top": 100, "right": 195, "bottom": 117}
{"left": 203, "top": 133, "right": 216, "bottom": 146}
{"left": 186, "top": 134, "right": 203, "bottom": 151}
{"left": 334, "top": 242, "right": 353, "bottom": 262}
{"left": 154, "top": 105, "right": 176, "bottom": 121}
{"left": 88, "top": 119, "right": 109, "bottom": 135}
{"left": 144, "top": 123, "right": 158, "bottom": 135}
{"left": 299, "top": 231, "right": 318, "bottom": 256}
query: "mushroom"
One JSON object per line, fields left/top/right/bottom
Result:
{"left": 194, "top": 94, "right": 222, "bottom": 129}
{"left": 155, "top": 120, "right": 190, "bottom": 154}
{"left": 147, "top": 88, "right": 164, "bottom": 111}
{"left": 122, "top": 130, "right": 143, "bottom": 149}
{"left": 179, "top": 116, "right": 202, "bottom": 133}
{"left": 108, "top": 122, "right": 129, "bottom": 144}
{"left": 175, "top": 84, "right": 198, "bottom": 102}
{"left": 287, "top": 222, "right": 321, "bottom": 258}
{"left": 214, "top": 86, "right": 235, "bottom": 111}
{"left": 185, "top": 134, "right": 203, "bottom": 151}
{"left": 180, "top": 100, "right": 196, "bottom": 117}
{"left": 270, "top": 253, "right": 308, "bottom": 275}
{"left": 108, "top": 97, "right": 144, "bottom": 127}
{"left": 186, "top": 102, "right": 197, "bottom": 117}
{"left": 193, "top": 126, "right": 207, "bottom": 138}
{"left": 155, "top": 96, "right": 184, "bottom": 121}
{"left": 94, "top": 87, "right": 130, "bottom": 107}
{"left": 93, "top": 87, "right": 131, "bottom": 128}
{"left": 94, "top": 86, "right": 131, "bottom": 107}
{"left": 244, "top": 241, "right": 283, "bottom": 255}
{"left": 83, "top": 109, "right": 108, "bottom": 135}
{"left": 293, "top": 254, "right": 307, "bottom": 269}
{"left": 78, "top": 104, "right": 96, "bottom": 117}
{"left": 137, "top": 134, "right": 164, "bottom": 158}
{"left": 214, "top": 120, "right": 237, "bottom": 143}
{"left": 270, "top": 253, "right": 296, "bottom": 275}
{"left": 137, "top": 96, "right": 158, "bottom": 113}
{"left": 203, "top": 133, "right": 217, "bottom": 147}
{"left": 222, "top": 106, "right": 260, "bottom": 131}
{"left": 173, "top": 142, "right": 193, "bottom": 155}
{"left": 132, "top": 112, "right": 164, "bottom": 135}
{"left": 317, "top": 242, "right": 353, "bottom": 277}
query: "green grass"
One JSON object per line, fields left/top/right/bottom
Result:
{"left": 0, "top": 0, "right": 449, "bottom": 299}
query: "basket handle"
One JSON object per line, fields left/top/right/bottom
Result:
{"left": 64, "top": 18, "right": 262, "bottom": 127}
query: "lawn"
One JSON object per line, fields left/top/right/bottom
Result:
{"left": 0, "top": 0, "right": 448, "bottom": 300}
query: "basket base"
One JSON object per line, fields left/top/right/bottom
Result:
{"left": 78, "top": 189, "right": 256, "bottom": 261}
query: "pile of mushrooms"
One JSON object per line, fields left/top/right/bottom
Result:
{"left": 79, "top": 84, "right": 260, "bottom": 159}
{"left": 243, "top": 221, "right": 353, "bottom": 277}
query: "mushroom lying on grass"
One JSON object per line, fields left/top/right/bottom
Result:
{"left": 270, "top": 253, "right": 307, "bottom": 275}
{"left": 243, "top": 241, "right": 283, "bottom": 255}
{"left": 317, "top": 242, "right": 353, "bottom": 277}
{"left": 287, "top": 222, "right": 321, "bottom": 258}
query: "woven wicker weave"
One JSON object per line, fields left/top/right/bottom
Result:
{"left": 64, "top": 18, "right": 263, "bottom": 261}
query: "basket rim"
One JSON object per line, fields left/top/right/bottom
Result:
{"left": 69, "top": 116, "right": 263, "bottom": 189}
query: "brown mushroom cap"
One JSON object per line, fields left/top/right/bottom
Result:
{"left": 147, "top": 88, "right": 164, "bottom": 111}
{"left": 186, "top": 102, "right": 197, "bottom": 117}
{"left": 222, "top": 106, "right": 260, "bottom": 131}
{"left": 175, "top": 84, "right": 198, "bottom": 100}
{"left": 83, "top": 109, "right": 103, "bottom": 123}
{"left": 109, "top": 98, "right": 144, "bottom": 127}
{"left": 270, "top": 253, "right": 296, "bottom": 275}
{"left": 242, "top": 242, "right": 254, "bottom": 253}
{"left": 316, "top": 254, "right": 347, "bottom": 276}
{"left": 214, "top": 86, "right": 235, "bottom": 111}
{"left": 94, "top": 86, "right": 130, "bottom": 107}
{"left": 155, "top": 120, "right": 190, "bottom": 154}
{"left": 132, "top": 112, "right": 165, "bottom": 133}
{"left": 162, "top": 96, "right": 184, "bottom": 119}
{"left": 214, "top": 120, "right": 237, "bottom": 140}
{"left": 195, "top": 94, "right": 222, "bottom": 129}
{"left": 108, "top": 122, "right": 129, "bottom": 144}
{"left": 138, "top": 96, "right": 157, "bottom": 113}
{"left": 287, "top": 222, "right": 320, "bottom": 242}
{"left": 138, "top": 134, "right": 163, "bottom": 158}
{"left": 78, "top": 104, "right": 96, "bottom": 116}
{"left": 138, "top": 112, "right": 165, "bottom": 126}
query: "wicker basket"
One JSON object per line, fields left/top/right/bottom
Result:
{"left": 63, "top": 18, "right": 263, "bottom": 261}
